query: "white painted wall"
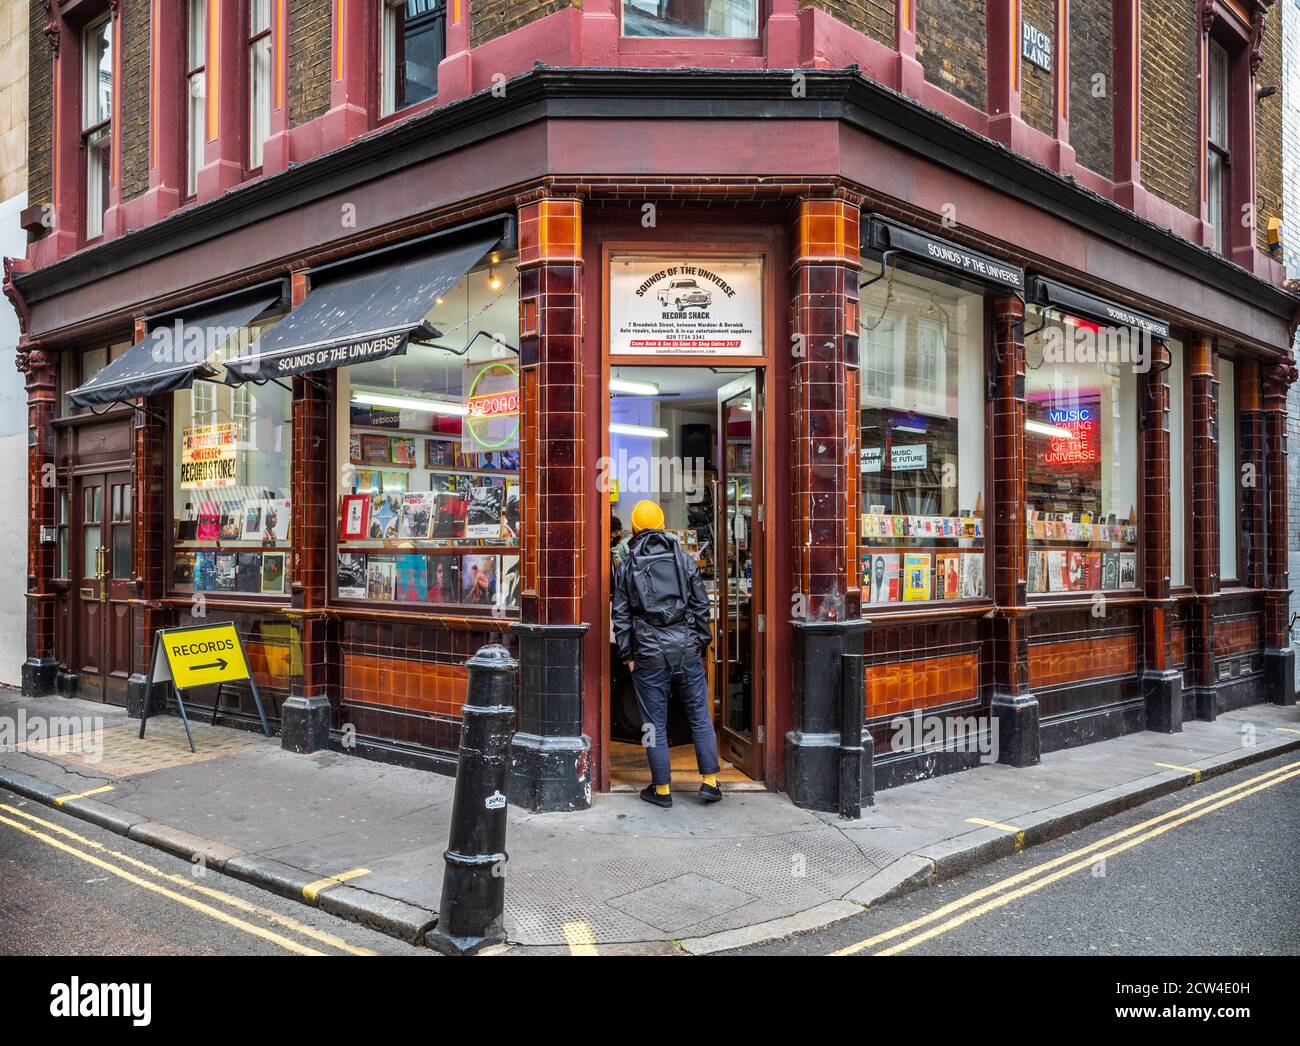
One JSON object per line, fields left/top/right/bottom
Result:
{"left": 0, "top": 190, "right": 28, "bottom": 686}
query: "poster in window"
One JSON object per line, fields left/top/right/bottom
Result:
{"left": 214, "top": 553, "right": 237, "bottom": 592}
{"left": 864, "top": 553, "right": 900, "bottom": 604}
{"left": 339, "top": 494, "right": 370, "bottom": 540}
{"left": 461, "top": 554, "right": 498, "bottom": 606}
{"left": 367, "top": 556, "right": 396, "bottom": 600}
{"left": 361, "top": 433, "right": 391, "bottom": 464}
{"left": 499, "top": 555, "right": 521, "bottom": 611}
{"left": 391, "top": 436, "right": 417, "bottom": 467}
{"left": 398, "top": 493, "right": 435, "bottom": 540}
{"left": 426, "top": 438, "right": 457, "bottom": 468}
{"left": 431, "top": 475, "right": 468, "bottom": 538}
{"left": 236, "top": 553, "right": 262, "bottom": 593}
{"left": 242, "top": 499, "right": 291, "bottom": 542}
{"left": 180, "top": 423, "right": 238, "bottom": 490}
{"left": 197, "top": 504, "right": 222, "bottom": 541}
{"left": 610, "top": 254, "right": 764, "bottom": 357}
{"left": 502, "top": 479, "right": 521, "bottom": 540}
{"left": 219, "top": 503, "right": 244, "bottom": 540}
{"left": 1119, "top": 552, "right": 1137, "bottom": 587}
{"left": 936, "top": 553, "right": 962, "bottom": 600}
{"left": 960, "top": 553, "right": 985, "bottom": 598}
{"left": 395, "top": 554, "right": 429, "bottom": 602}
{"left": 261, "top": 552, "right": 287, "bottom": 595}
{"left": 174, "top": 552, "right": 196, "bottom": 587}
{"left": 194, "top": 551, "right": 215, "bottom": 591}
{"left": 426, "top": 556, "right": 460, "bottom": 605}
{"left": 368, "top": 493, "right": 402, "bottom": 540}
{"left": 902, "top": 553, "right": 932, "bottom": 601}
{"left": 337, "top": 552, "right": 367, "bottom": 598}
{"left": 462, "top": 360, "right": 520, "bottom": 454}
{"left": 466, "top": 483, "right": 506, "bottom": 539}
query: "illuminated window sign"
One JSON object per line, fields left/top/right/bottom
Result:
{"left": 1041, "top": 406, "right": 1100, "bottom": 467}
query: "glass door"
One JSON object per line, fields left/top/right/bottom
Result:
{"left": 715, "top": 373, "right": 763, "bottom": 779}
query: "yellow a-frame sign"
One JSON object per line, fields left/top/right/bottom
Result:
{"left": 140, "top": 623, "right": 272, "bottom": 752}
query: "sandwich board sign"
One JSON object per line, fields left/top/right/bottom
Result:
{"left": 139, "top": 623, "right": 272, "bottom": 752}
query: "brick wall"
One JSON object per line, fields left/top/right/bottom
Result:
{"left": 27, "top": 0, "right": 50, "bottom": 211}
{"left": 915, "top": 0, "right": 986, "bottom": 111}
{"left": 1069, "top": 0, "right": 1113, "bottom": 178}
{"left": 120, "top": 0, "right": 151, "bottom": 202}
{"left": 799, "top": 0, "right": 895, "bottom": 47}
{"left": 1255, "top": 10, "right": 1283, "bottom": 255}
{"left": 470, "top": 0, "right": 575, "bottom": 48}
{"left": 289, "top": 0, "right": 332, "bottom": 127}
{"left": 1140, "top": 0, "right": 1198, "bottom": 214}
{"left": 1020, "top": 0, "right": 1055, "bottom": 136}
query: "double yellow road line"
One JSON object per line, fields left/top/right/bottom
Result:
{"left": 0, "top": 802, "right": 377, "bottom": 956}
{"left": 833, "top": 759, "right": 1300, "bottom": 956}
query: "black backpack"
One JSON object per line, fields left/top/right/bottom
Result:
{"left": 626, "top": 532, "right": 690, "bottom": 627}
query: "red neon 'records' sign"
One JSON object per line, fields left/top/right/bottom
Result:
{"left": 467, "top": 390, "right": 520, "bottom": 420}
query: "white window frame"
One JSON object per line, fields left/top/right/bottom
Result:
{"left": 187, "top": 0, "right": 208, "bottom": 198}
{"left": 82, "top": 17, "right": 113, "bottom": 240}
{"left": 248, "top": 0, "right": 273, "bottom": 170}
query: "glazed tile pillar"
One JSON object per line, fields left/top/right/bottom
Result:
{"left": 1141, "top": 339, "right": 1182, "bottom": 732}
{"left": 508, "top": 196, "right": 591, "bottom": 812}
{"left": 1187, "top": 336, "right": 1220, "bottom": 720}
{"left": 988, "top": 296, "right": 1040, "bottom": 766}
{"left": 785, "top": 197, "right": 873, "bottom": 813}
{"left": 19, "top": 348, "right": 59, "bottom": 696}
{"left": 1261, "top": 358, "right": 1297, "bottom": 704}
{"left": 127, "top": 323, "right": 170, "bottom": 719}
{"left": 282, "top": 271, "right": 333, "bottom": 752}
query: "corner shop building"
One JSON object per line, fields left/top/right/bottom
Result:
{"left": 11, "top": 67, "right": 1297, "bottom": 814}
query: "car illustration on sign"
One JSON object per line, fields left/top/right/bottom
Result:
{"left": 657, "top": 278, "right": 712, "bottom": 311}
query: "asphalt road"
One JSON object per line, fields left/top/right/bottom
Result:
{"left": 0, "top": 787, "right": 427, "bottom": 956}
{"left": 730, "top": 750, "right": 1300, "bottom": 956}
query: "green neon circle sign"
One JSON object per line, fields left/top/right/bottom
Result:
{"left": 465, "top": 361, "right": 521, "bottom": 451}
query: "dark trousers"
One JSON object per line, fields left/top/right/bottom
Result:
{"left": 630, "top": 655, "right": 720, "bottom": 785}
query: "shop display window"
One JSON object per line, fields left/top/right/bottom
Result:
{"left": 1217, "top": 356, "right": 1238, "bottom": 582}
{"left": 1024, "top": 308, "right": 1141, "bottom": 593}
{"left": 334, "top": 257, "right": 521, "bottom": 614}
{"left": 171, "top": 320, "right": 293, "bottom": 597}
{"left": 858, "top": 266, "right": 988, "bottom": 607}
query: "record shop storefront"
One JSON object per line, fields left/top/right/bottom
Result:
{"left": 13, "top": 103, "right": 1298, "bottom": 816}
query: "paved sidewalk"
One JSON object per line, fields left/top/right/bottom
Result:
{"left": 0, "top": 688, "right": 1296, "bottom": 953}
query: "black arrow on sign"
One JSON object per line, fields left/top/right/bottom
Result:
{"left": 192, "top": 658, "right": 229, "bottom": 672}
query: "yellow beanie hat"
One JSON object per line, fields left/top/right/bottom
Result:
{"left": 630, "top": 500, "right": 665, "bottom": 533}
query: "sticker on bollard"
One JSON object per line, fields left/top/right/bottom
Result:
{"left": 138, "top": 623, "right": 273, "bottom": 754}
{"left": 485, "top": 791, "right": 506, "bottom": 810}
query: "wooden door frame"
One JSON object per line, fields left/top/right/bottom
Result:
{"left": 596, "top": 240, "right": 779, "bottom": 791}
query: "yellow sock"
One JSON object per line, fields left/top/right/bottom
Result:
{"left": 701, "top": 774, "right": 718, "bottom": 788}
{"left": 655, "top": 783, "right": 671, "bottom": 796}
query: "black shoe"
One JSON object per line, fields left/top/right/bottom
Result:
{"left": 640, "top": 785, "right": 672, "bottom": 808}
{"left": 699, "top": 783, "right": 723, "bottom": 803}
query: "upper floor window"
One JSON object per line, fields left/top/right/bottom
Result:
{"left": 621, "top": 0, "right": 759, "bottom": 38}
{"left": 1206, "top": 39, "right": 1230, "bottom": 255}
{"left": 380, "top": 0, "right": 445, "bottom": 117}
{"left": 248, "top": 0, "right": 273, "bottom": 169}
{"left": 82, "top": 17, "right": 113, "bottom": 240}
{"left": 186, "top": 0, "right": 208, "bottom": 197}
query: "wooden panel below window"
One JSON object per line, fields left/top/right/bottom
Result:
{"left": 342, "top": 652, "right": 468, "bottom": 719}
{"left": 1029, "top": 635, "right": 1138, "bottom": 689}
{"left": 865, "top": 652, "right": 980, "bottom": 719}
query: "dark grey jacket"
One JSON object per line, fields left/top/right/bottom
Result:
{"left": 612, "top": 529, "right": 712, "bottom": 668}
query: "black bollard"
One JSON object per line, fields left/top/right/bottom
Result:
{"left": 425, "top": 643, "right": 518, "bottom": 955}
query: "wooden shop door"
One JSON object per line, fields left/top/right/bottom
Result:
{"left": 73, "top": 470, "right": 134, "bottom": 705}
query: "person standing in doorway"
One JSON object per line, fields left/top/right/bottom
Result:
{"left": 612, "top": 499, "right": 722, "bottom": 807}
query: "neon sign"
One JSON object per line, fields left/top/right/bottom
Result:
{"left": 1041, "top": 406, "right": 1100, "bottom": 467}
